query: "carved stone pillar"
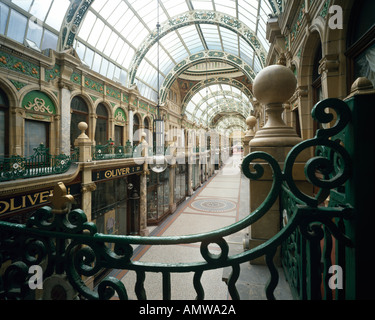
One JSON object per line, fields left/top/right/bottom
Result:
{"left": 247, "top": 58, "right": 308, "bottom": 265}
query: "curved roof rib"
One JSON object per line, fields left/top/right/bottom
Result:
{"left": 128, "top": 9, "right": 268, "bottom": 86}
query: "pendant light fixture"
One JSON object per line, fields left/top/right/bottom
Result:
{"left": 149, "top": 0, "right": 167, "bottom": 173}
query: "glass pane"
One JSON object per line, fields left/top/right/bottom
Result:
{"left": 115, "top": 125, "right": 123, "bottom": 146}
{"left": 354, "top": 43, "right": 375, "bottom": 88}
{"left": 45, "top": 0, "right": 70, "bottom": 30}
{"left": 7, "top": 10, "right": 27, "bottom": 43}
{"left": 26, "top": 20, "right": 43, "bottom": 47}
{"left": 11, "top": 0, "right": 33, "bottom": 11}
{"left": 24, "top": 120, "right": 48, "bottom": 157}
{"left": 95, "top": 118, "right": 108, "bottom": 145}
{"left": 29, "top": 0, "right": 53, "bottom": 22}
{"left": 41, "top": 29, "right": 58, "bottom": 50}
{"left": 0, "top": 3, "right": 9, "bottom": 35}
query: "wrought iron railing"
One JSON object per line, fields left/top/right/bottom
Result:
{"left": 0, "top": 98, "right": 354, "bottom": 300}
{"left": 0, "top": 144, "right": 79, "bottom": 182}
{"left": 92, "top": 139, "right": 147, "bottom": 160}
{"left": 280, "top": 98, "right": 353, "bottom": 300}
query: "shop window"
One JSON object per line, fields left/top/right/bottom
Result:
{"left": 71, "top": 96, "right": 89, "bottom": 150}
{"left": 175, "top": 164, "right": 187, "bottom": 205}
{"left": 346, "top": 0, "right": 375, "bottom": 90}
{"left": 91, "top": 177, "right": 128, "bottom": 236}
{"left": 95, "top": 103, "right": 108, "bottom": 145}
{"left": 147, "top": 168, "right": 170, "bottom": 224}
{"left": 0, "top": 88, "right": 9, "bottom": 158}
{"left": 24, "top": 120, "right": 49, "bottom": 157}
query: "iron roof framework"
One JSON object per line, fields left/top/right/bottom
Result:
{"left": 0, "top": 0, "right": 280, "bottom": 133}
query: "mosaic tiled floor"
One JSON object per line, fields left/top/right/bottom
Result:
{"left": 190, "top": 199, "right": 237, "bottom": 213}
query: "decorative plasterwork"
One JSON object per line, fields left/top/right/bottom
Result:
{"left": 160, "top": 50, "right": 256, "bottom": 104}
{"left": 58, "top": 0, "right": 94, "bottom": 51}
{"left": 182, "top": 77, "right": 254, "bottom": 112}
{"left": 128, "top": 10, "right": 268, "bottom": 85}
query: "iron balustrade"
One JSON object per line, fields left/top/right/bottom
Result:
{"left": 0, "top": 98, "right": 356, "bottom": 300}
{"left": 0, "top": 144, "right": 79, "bottom": 182}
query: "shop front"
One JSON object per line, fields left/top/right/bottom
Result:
{"left": 91, "top": 165, "right": 142, "bottom": 236}
{"left": 147, "top": 167, "right": 170, "bottom": 225}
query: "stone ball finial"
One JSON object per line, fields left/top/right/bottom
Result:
{"left": 246, "top": 116, "right": 257, "bottom": 128}
{"left": 253, "top": 64, "right": 297, "bottom": 105}
{"left": 78, "top": 122, "right": 88, "bottom": 133}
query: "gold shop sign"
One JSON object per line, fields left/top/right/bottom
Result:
{"left": 0, "top": 184, "right": 80, "bottom": 216}
{"left": 93, "top": 166, "right": 143, "bottom": 181}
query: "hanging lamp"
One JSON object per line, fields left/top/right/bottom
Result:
{"left": 149, "top": 0, "right": 167, "bottom": 173}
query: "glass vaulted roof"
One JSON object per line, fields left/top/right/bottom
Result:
{"left": 1, "top": 0, "right": 279, "bottom": 131}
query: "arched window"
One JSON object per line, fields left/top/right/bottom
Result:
{"left": 71, "top": 96, "right": 89, "bottom": 149}
{"left": 95, "top": 103, "right": 108, "bottom": 145}
{"left": 133, "top": 114, "right": 140, "bottom": 146}
{"left": 0, "top": 88, "right": 9, "bottom": 158}
{"left": 144, "top": 117, "right": 150, "bottom": 144}
{"left": 347, "top": 0, "right": 375, "bottom": 90}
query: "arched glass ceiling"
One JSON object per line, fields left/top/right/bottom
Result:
{"left": 76, "top": 0, "right": 276, "bottom": 102}
{"left": 185, "top": 83, "right": 252, "bottom": 124}
{"left": 1, "top": 0, "right": 277, "bottom": 104}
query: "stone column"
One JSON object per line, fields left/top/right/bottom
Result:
{"left": 128, "top": 109, "right": 134, "bottom": 144}
{"left": 74, "top": 122, "right": 95, "bottom": 222}
{"left": 59, "top": 86, "right": 72, "bottom": 155}
{"left": 247, "top": 58, "right": 309, "bottom": 265}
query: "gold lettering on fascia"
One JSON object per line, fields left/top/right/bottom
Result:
{"left": 0, "top": 188, "right": 71, "bottom": 215}
{"left": 104, "top": 167, "right": 132, "bottom": 179}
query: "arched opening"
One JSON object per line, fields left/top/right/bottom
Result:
{"left": 95, "top": 103, "right": 109, "bottom": 145}
{"left": 70, "top": 96, "right": 89, "bottom": 150}
{"left": 0, "top": 88, "right": 9, "bottom": 159}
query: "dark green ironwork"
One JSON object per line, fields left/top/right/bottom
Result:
{"left": 0, "top": 144, "right": 77, "bottom": 182}
{"left": 93, "top": 139, "right": 133, "bottom": 160}
{"left": 0, "top": 97, "right": 358, "bottom": 300}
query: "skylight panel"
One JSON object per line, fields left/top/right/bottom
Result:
{"left": 92, "top": 52, "right": 103, "bottom": 73}
{"left": 99, "top": 0, "right": 121, "bottom": 20}
{"left": 191, "top": 0, "right": 214, "bottom": 11}
{"left": 110, "top": 38, "right": 125, "bottom": 60}
{"left": 91, "top": 0, "right": 109, "bottom": 13}
{"left": 87, "top": 19, "right": 105, "bottom": 47}
{"left": 26, "top": 19, "right": 43, "bottom": 48}
{"left": 45, "top": 0, "right": 70, "bottom": 31}
{"left": 11, "top": 0, "right": 32, "bottom": 12}
{"left": 7, "top": 9, "right": 27, "bottom": 43}
{"left": 215, "top": 0, "right": 236, "bottom": 17}
{"left": 96, "top": 26, "right": 112, "bottom": 51}
{"left": 107, "top": 1, "right": 128, "bottom": 26}
{"left": 163, "top": 0, "right": 190, "bottom": 17}
{"left": 103, "top": 33, "right": 119, "bottom": 56}
{"left": 29, "top": 0, "right": 52, "bottom": 22}
{"left": 114, "top": 8, "right": 134, "bottom": 33}
{"left": 78, "top": 11, "right": 96, "bottom": 41}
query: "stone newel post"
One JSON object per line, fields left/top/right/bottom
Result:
{"left": 244, "top": 116, "right": 257, "bottom": 156}
{"left": 74, "top": 122, "right": 96, "bottom": 222}
{"left": 247, "top": 59, "right": 309, "bottom": 265}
